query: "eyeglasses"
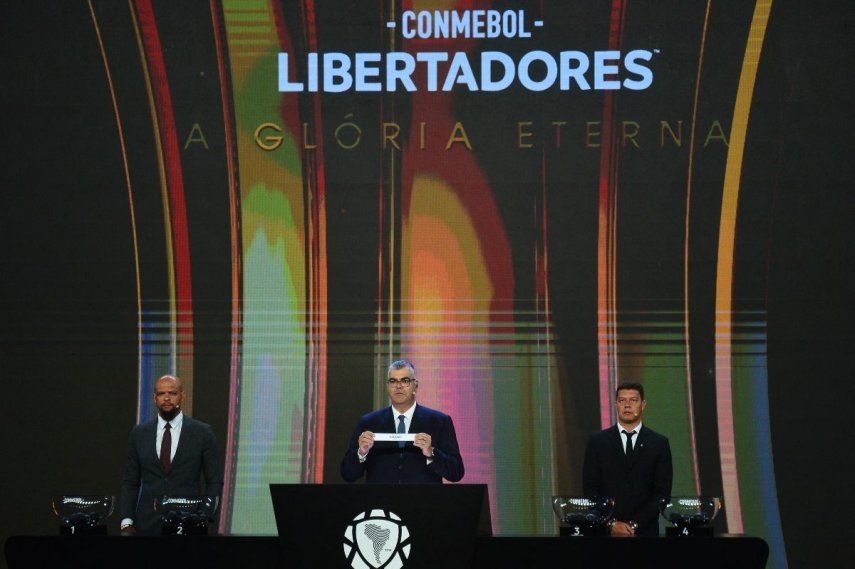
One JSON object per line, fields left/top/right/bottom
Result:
{"left": 387, "top": 377, "right": 415, "bottom": 385}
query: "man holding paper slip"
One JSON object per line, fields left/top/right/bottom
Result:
{"left": 341, "top": 360, "right": 465, "bottom": 483}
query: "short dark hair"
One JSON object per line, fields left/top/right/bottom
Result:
{"left": 388, "top": 359, "right": 416, "bottom": 378}
{"left": 616, "top": 381, "right": 644, "bottom": 400}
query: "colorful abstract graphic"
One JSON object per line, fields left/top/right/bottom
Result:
{"left": 77, "top": 1, "right": 803, "bottom": 566}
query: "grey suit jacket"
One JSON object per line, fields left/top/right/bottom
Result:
{"left": 120, "top": 415, "right": 223, "bottom": 535}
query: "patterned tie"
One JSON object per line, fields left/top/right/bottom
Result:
{"left": 161, "top": 423, "right": 172, "bottom": 472}
{"left": 397, "top": 415, "right": 406, "bottom": 448}
{"left": 623, "top": 430, "right": 636, "bottom": 460}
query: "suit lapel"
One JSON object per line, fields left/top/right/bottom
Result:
{"left": 382, "top": 407, "right": 396, "bottom": 433}
{"left": 609, "top": 425, "right": 626, "bottom": 464}
{"left": 139, "top": 418, "right": 160, "bottom": 468}
{"left": 171, "top": 418, "right": 190, "bottom": 468}
{"left": 409, "top": 404, "right": 425, "bottom": 434}
{"left": 144, "top": 420, "right": 160, "bottom": 463}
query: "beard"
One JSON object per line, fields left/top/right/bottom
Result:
{"left": 158, "top": 405, "right": 180, "bottom": 421}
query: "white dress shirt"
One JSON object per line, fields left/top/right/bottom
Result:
{"left": 617, "top": 421, "right": 643, "bottom": 452}
{"left": 393, "top": 402, "right": 417, "bottom": 435}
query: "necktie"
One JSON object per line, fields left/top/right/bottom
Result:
{"left": 623, "top": 430, "right": 636, "bottom": 460}
{"left": 397, "top": 415, "right": 406, "bottom": 448}
{"left": 161, "top": 423, "right": 172, "bottom": 472}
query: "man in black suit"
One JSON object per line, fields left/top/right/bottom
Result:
{"left": 583, "top": 381, "right": 672, "bottom": 536}
{"left": 120, "top": 375, "right": 223, "bottom": 535}
{"left": 341, "top": 360, "right": 464, "bottom": 484}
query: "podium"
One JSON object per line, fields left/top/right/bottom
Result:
{"left": 270, "top": 484, "right": 491, "bottom": 569}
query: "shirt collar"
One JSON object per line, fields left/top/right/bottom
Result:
{"left": 393, "top": 402, "right": 417, "bottom": 423}
{"left": 617, "top": 421, "right": 642, "bottom": 435}
{"left": 158, "top": 411, "right": 184, "bottom": 431}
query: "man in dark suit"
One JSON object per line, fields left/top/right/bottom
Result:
{"left": 341, "top": 360, "right": 464, "bottom": 484}
{"left": 120, "top": 375, "right": 223, "bottom": 535}
{"left": 583, "top": 381, "right": 672, "bottom": 536}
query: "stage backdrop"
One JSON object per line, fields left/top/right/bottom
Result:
{"left": 1, "top": 2, "right": 853, "bottom": 569}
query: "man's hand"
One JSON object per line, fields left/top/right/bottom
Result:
{"left": 120, "top": 525, "right": 136, "bottom": 536}
{"left": 358, "top": 431, "right": 375, "bottom": 456}
{"left": 413, "top": 433, "right": 433, "bottom": 458}
{"left": 609, "top": 521, "right": 635, "bottom": 537}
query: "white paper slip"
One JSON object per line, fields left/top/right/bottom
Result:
{"left": 373, "top": 433, "right": 416, "bottom": 442}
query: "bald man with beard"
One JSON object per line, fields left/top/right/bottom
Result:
{"left": 120, "top": 375, "right": 223, "bottom": 535}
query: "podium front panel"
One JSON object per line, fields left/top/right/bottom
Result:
{"left": 270, "top": 483, "right": 490, "bottom": 569}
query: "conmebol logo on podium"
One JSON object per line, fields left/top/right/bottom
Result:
{"left": 343, "top": 509, "right": 412, "bottom": 569}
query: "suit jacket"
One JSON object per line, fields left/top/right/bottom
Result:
{"left": 582, "top": 424, "right": 672, "bottom": 536}
{"left": 120, "top": 415, "right": 223, "bottom": 535}
{"left": 341, "top": 404, "right": 464, "bottom": 484}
